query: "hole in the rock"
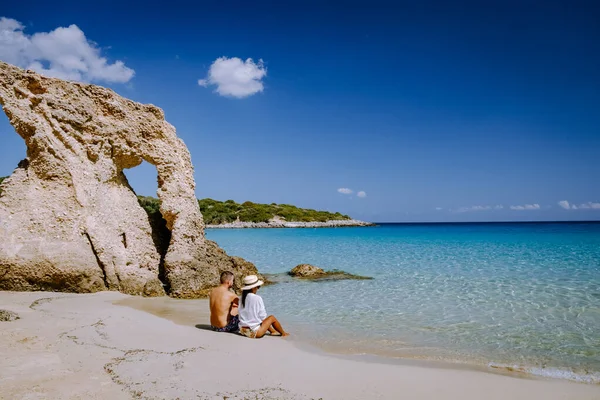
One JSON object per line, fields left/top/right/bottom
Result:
{"left": 0, "top": 112, "right": 28, "bottom": 188}
{"left": 123, "top": 160, "right": 159, "bottom": 197}
{"left": 123, "top": 161, "right": 171, "bottom": 292}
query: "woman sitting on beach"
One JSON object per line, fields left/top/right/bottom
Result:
{"left": 238, "top": 275, "right": 289, "bottom": 338}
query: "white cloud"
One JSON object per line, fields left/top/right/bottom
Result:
{"left": 435, "top": 207, "right": 443, "bottom": 211}
{"left": 337, "top": 188, "right": 353, "bottom": 195}
{"left": 0, "top": 17, "right": 134, "bottom": 83}
{"left": 578, "top": 202, "right": 600, "bottom": 209}
{"left": 557, "top": 201, "right": 600, "bottom": 210}
{"left": 357, "top": 191, "right": 367, "bottom": 198}
{"left": 509, "top": 204, "right": 540, "bottom": 211}
{"left": 558, "top": 200, "right": 571, "bottom": 210}
{"left": 198, "top": 56, "right": 266, "bottom": 98}
{"left": 456, "top": 205, "right": 491, "bottom": 213}
{"left": 453, "top": 204, "right": 504, "bottom": 213}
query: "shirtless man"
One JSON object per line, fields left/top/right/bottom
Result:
{"left": 209, "top": 271, "right": 240, "bottom": 332}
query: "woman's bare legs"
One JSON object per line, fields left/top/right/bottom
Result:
{"left": 268, "top": 326, "right": 280, "bottom": 335}
{"left": 256, "top": 315, "right": 289, "bottom": 338}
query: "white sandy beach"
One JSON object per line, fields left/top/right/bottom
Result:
{"left": 1, "top": 291, "right": 599, "bottom": 400}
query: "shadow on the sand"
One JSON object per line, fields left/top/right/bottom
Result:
{"left": 195, "top": 323, "right": 240, "bottom": 335}
{"left": 195, "top": 323, "right": 213, "bottom": 331}
{"left": 195, "top": 324, "right": 282, "bottom": 338}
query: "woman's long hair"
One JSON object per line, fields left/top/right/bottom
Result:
{"left": 241, "top": 289, "right": 252, "bottom": 308}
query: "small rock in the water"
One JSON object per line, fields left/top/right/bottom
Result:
{"left": 289, "top": 264, "right": 326, "bottom": 277}
{"left": 0, "top": 309, "right": 20, "bottom": 321}
{"left": 288, "top": 264, "right": 372, "bottom": 281}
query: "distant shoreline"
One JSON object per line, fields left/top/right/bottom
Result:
{"left": 206, "top": 219, "right": 376, "bottom": 229}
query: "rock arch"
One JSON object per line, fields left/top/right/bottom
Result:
{"left": 0, "top": 61, "right": 257, "bottom": 297}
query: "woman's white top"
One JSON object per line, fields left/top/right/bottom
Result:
{"left": 239, "top": 293, "right": 267, "bottom": 330}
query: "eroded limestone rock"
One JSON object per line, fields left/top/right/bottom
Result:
{"left": 0, "top": 61, "right": 258, "bottom": 297}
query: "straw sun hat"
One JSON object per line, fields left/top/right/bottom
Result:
{"left": 241, "top": 275, "right": 264, "bottom": 291}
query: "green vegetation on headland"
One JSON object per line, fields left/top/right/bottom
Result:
{"left": 138, "top": 196, "right": 351, "bottom": 224}
{"left": 0, "top": 176, "right": 5, "bottom": 195}
{"left": 198, "top": 198, "right": 351, "bottom": 224}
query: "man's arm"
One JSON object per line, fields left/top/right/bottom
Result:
{"left": 230, "top": 293, "right": 239, "bottom": 309}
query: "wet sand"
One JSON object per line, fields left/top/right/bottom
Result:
{"left": 115, "top": 295, "right": 212, "bottom": 328}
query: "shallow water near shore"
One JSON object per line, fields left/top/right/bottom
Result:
{"left": 205, "top": 222, "right": 600, "bottom": 384}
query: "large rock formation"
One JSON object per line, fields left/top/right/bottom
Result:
{"left": 0, "top": 61, "right": 258, "bottom": 298}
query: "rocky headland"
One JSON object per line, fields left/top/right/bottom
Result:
{"left": 197, "top": 197, "right": 374, "bottom": 228}
{"left": 0, "top": 61, "right": 260, "bottom": 298}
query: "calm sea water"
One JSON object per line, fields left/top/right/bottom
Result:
{"left": 206, "top": 222, "right": 600, "bottom": 383}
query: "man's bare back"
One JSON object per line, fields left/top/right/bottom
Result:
{"left": 209, "top": 272, "right": 239, "bottom": 329}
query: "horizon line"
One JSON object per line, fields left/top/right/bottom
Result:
{"left": 371, "top": 220, "right": 600, "bottom": 225}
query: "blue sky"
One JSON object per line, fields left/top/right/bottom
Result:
{"left": 0, "top": 1, "right": 599, "bottom": 222}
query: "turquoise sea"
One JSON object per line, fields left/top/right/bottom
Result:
{"left": 206, "top": 222, "right": 600, "bottom": 383}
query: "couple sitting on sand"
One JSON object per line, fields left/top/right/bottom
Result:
{"left": 209, "top": 271, "right": 289, "bottom": 338}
